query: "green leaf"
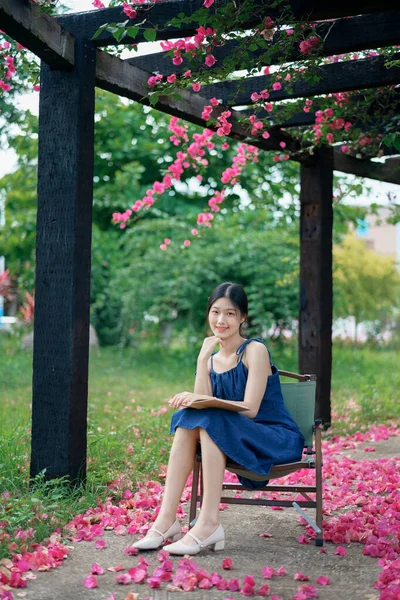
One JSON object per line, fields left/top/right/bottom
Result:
{"left": 393, "top": 136, "right": 400, "bottom": 152}
{"left": 148, "top": 93, "right": 159, "bottom": 106}
{"left": 91, "top": 22, "right": 109, "bottom": 40}
{"left": 113, "top": 28, "right": 128, "bottom": 42}
{"left": 143, "top": 28, "right": 157, "bottom": 42}
{"left": 172, "top": 93, "right": 182, "bottom": 102}
{"left": 167, "top": 17, "right": 182, "bottom": 28}
{"left": 127, "top": 25, "right": 140, "bottom": 39}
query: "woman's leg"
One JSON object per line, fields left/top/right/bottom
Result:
{"left": 149, "top": 426, "right": 199, "bottom": 535}
{"left": 179, "top": 427, "right": 226, "bottom": 546}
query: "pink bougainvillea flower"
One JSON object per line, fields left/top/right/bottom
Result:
{"left": 258, "top": 583, "right": 270, "bottom": 595}
{"left": 262, "top": 565, "right": 275, "bottom": 579}
{"left": 294, "top": 571, "right": 309, "bottom": 581}
{"left": 222, "top": 558, "right": 233, "bottom": 570}
{"left": 128, "top": 567, "right": 147, "bottom": 583}
{"left": 123, "top": 545, "right": 139, "bottom": 555}
{"left": 91, "top": 562, "right": 104, "bottom": 575}
{"left": 183, "top": 239, "right": 191, "bottom": 247}
{"left": 276, "top": 566, "right": 286, "bottom": 576}
{"left": 115, "top": 572, "right": 132, "bottom": 584}
{"left": 364, "top": 446, "right": 376, "bottom": 452}
{"left": 316, "top": 575, "right": 330, "bottom": 586}
{"left": 94, "top": 539, "right": 106, "bottom": 550}
{"left": 272, "top": 82, "right": 281, "bottom": 91}
{"left": 160, "top": 244, "right": 167, "bottom": 251}
{"left": 107, "top": 564, "right": 125, "bottom": 572}
{"left": 335, "top": 546, "right": 347, "bottom": 556}
{"left": 297, "top": 535, "right": 310, "bottom": 545}
{"left": 123, "top": 2, "right": 137, "bottom": 19}
{"left": 83, "top": 575, "right": 98, "bottom": 588}
{"left": 229, "top": 577, "right": 241, "bottom": 591}
{"left": 205, "top": 54, "right": 217, "bottom": 67}
{"left": 241, "top": 583, "right": 255, "bottom": 596}
{"left": 297, "top": 584, "right": 318, "bottom": 598}
{"left": 92, "top": 0, "right": 105, "bottom": 7}
{"left": 192, "top": 83, "right": 201, "bottom": 92}
{"left": 203, "top": 0, "right": 214, "bottom": 6}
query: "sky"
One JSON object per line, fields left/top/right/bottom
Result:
{"left": 0, "top": 0, "right": 398, "bottom": 205}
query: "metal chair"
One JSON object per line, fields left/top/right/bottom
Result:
{"left": 188, "top": 371, "right": 323, "bottom": 546}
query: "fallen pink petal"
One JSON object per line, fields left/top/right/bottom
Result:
{"left": 315, "top": 576, "right": 330, "bottom": 588}
{"left": 82, "top": 575, "right": 98, "bottom": 588}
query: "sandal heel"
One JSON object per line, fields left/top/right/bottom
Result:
{"left": 211, "top": 539, "right": 225, "bottom": 551}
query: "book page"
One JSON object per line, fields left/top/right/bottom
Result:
{"left": 185, "top": 398, "right": 249, "bottom": 412}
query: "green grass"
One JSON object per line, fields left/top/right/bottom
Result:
{"left": 0, "top": 334, "right": 399, "bottom": 558}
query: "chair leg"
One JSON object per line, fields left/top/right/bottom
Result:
{"left": 315, "top": 424, "right": 323, "bottom": 546}
{"left": 189, "top": 457, "right": 201, "bottom": 527}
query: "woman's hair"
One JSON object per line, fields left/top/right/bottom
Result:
{"left": 207, "top": 282, "right": 248, "bottom": 333}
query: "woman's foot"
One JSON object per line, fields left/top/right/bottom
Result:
{"left": 132, "top": 519, "right": 181, "bottom": 551}
{"left": 166, "top": 523, "right": 224, "bottom": 555}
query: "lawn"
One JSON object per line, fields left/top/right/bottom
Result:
{"left": 0, "top": 334, "right": 399, "bottom": 559}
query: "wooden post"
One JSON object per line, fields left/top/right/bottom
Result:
{"left": 299, "top": 147, "right": 333, "bottom": 426}
{"left": 30, "top": 37, "right": 96, "bottom": 483}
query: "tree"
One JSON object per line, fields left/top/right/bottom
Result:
{"left": 333, "top": 234, "right": 400, "bottom": 341}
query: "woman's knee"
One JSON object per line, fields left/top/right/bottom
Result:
{"left": 175, "top": 426, "right": 200, "bottom": 442}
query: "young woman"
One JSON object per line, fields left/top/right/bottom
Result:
{"left": 133, "top": 282, "right": 305, "bottom": 555}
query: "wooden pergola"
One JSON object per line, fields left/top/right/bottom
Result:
{"left": 1, "top": 0, "right": 399, "bottom": 483}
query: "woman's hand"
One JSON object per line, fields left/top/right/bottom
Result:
{"left": 167, "top": 391, "right": 213, "bottom": 409}
{"left": 197, "top": 336, "right": 222, "bottom": 363}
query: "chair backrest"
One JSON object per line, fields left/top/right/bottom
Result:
{"left": 280, "top": 381, "right": 316, "bottom": 446}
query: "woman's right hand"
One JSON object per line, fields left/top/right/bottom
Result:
{"left": 197, "top": 336, "right": 222, "bottom": 363}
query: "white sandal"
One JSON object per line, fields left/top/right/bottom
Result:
{"left": 166, "top": 524, "right": 225, "bottom": 555}
{"left": 132, "top": 519, "right": 182, "bottom": 550}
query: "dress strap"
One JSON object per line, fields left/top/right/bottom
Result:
{"left": 236, "top": 337, "right": 274, "bottom": 365}
{"left": 210, "top": 351, "right": 217, "bottom": 370}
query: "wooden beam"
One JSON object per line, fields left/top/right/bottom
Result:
{"left": 95, "top": 50, "right": 301, "bottom": 153}
{"left": 0, "top": 0, "right": 299, "bottom": 152}
{"left": 127, "top": 11, "right": 400, "bottom": 76}
{"left": 56, "top": 0, "right": 399, "bottom": 47}
{"left": 299, "top": 147, "right": 333, "bottom": 426}
{"left": 201, "top": 54, "right": 400, "bottom": 106}
{"left": 0, "top": 0, "right": 74, "bottom": 69}
{"left": 30, "top": 37, "right": 96, "bottom": 483}
{"left": 333, "top": 151, "right": 400, "bottom": 184}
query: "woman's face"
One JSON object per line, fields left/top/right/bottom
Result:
{"left": 208, "top": 297, "right": 244, "bottom": 339}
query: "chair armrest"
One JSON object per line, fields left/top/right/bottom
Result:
{"left": 278, "top": 370, "right": 315, "bottom": 382}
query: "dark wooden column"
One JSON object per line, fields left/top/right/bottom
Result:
{"left": 30, "top": 37, "right": 96, "bottom": 483}
{"left": 299, "top": 147, "right": 334, "bottom": 426}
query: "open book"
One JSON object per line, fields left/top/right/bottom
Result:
{"left": 182, "top": 397, "right": 250, "bottom": 412}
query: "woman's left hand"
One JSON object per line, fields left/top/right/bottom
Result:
{"left": 167, "top": 391, "right": 212, "bottom": 409}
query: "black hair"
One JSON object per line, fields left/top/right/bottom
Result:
{"left": 207, "top": 282, "right": 248, "bottom": 334}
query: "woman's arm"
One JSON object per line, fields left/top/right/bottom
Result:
{"left": 240, "top": 342, "right": 272, "bottom": 419}
{"left": 194, "top": 357, "right": 213, "bottom": 396}
{"left": 193, "top": 335, "right": 221, "bottom": 396}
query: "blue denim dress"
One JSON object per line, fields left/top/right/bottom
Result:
{"left": 170, "top": 338, "right": 305, "bottom": 489}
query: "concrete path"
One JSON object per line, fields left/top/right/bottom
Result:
{"left": 21, "top": 435, "right": 400, "bottom": 600}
